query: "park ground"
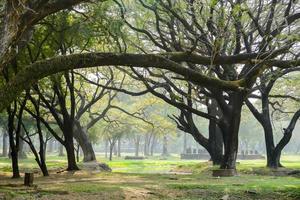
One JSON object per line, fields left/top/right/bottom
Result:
{"left": 0, "top": 155, "right": 299, "bottom": 200}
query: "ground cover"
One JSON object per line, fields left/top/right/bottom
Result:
{"left": 0, "top": 155, "right": 299, "bottom": 199}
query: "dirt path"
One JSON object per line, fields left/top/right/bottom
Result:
{"left": 0, "top": 171, "right": 164, "bottom": 200}
{"left": 0, "top": 170, "right": 299, "bottom": 200}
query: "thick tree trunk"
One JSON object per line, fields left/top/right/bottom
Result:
{"left": 208, "top": 99, "right": 224, "bottom": 165}
{"left": 267, "top": 152, "right": 282, "bottom": 168}
{"left": 35, "top": 156, "right": 49, "bottom": 176}
{"left": 221, "top": 125, "right": 239, "bottom": 169}
{"left": 64, "top": 139, "right": 79, "bottom": 171}
{"left": 39, "top": 160, "right": 49, "bottom": 176}
{"left": 178, "top": 108, "right": 223, "bottom": 165}
{"left": 7, "top": 109, "right": 20, "bottom": 178}
{"left": 74, "top": 123, "right": 96, "bottom": 162}
{"left": 262, "top": 122, "right": 279, "bottom": 168}
{"left": 9, "top": 145, "right": 20, "bottom": 178}
{"left": 64, "top": 124, "right": 79, "bottom": 171}
{"left": 208, "top": 125, "right": 224, "bottom": 165}
{"left": 220, "top": 93, "right": 244, "bottom": 170}
{"left": 192, "top": 131, "right": 223, "bottom": 165}
{"left": 2, "top": 132, "right": 8, "bottom": 157}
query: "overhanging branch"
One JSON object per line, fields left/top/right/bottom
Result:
{"left": 1, "top": 52, "right": 299, "bottom": 111}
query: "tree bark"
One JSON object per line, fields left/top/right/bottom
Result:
{"left": 64, "top": 139, "right": 79, "bottom": 171}
{"left": 73, "top": 123, "right": 96, "bottom": 162}
{"left": 207, "top": 99, "right": 224, "bottom": 165}
{"left": 262, "top": 120, "right": 279, "bottom": 168}
{"left": 39, "top": 158, "right": 49, "bottom": 176}
{"left": 37, "top": 124, "right": 49, "bottom": 176}
{"left": 63, "top": 123, "right": 79, "bottom": 171}
{"left": 269, "top": 109, "right": 300, "bottom": 168}
{"left": 7, "top": 108, "right": 20, "bottom": 178}
{"left": 208, "top": 122, "right": 224, "bottom": 165}
{"left": 220, "top": 92, "right": 244, "bottom": 170}
{"left": 247, "top": 93, "right": 282, "bottom": 168}
{"left": 177, "top": 108, "right": 223, "bottom": 165}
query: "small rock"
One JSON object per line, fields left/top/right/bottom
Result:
{"left": 82, "top": 161, "right": 112, "bottom": 172}
{"left": 220, "top": 194, "right": 229, "bottom": 200}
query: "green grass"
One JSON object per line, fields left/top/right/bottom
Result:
{"left": 238, "top": 155, "right": 300, "bottom": 169}
{"left": 166, "top": 174, "right": 300, "bottom": 199}
{"left": 47, "top": 182, "right": 121, "bottom": 193}
{"left": 0, "top": 154, "right": 201, "bottom": 173}
{"left": 0, "top": 154, "right": 299, "bottom": 174}
{"left": 0, "top": 154, "right": 299, "bottom": 199}
{"left": 0, "top": 155, "right": 67, "bottom": 172}
{"left": 106, "top": 159, "right": 200, "bottom": 173}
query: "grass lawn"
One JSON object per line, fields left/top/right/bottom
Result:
{"left": 0, "top": 154, "right": 299, "bottom": 199}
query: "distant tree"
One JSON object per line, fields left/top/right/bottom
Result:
{"left": 247, "top": 70, "right": 300, "bottom": 168}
